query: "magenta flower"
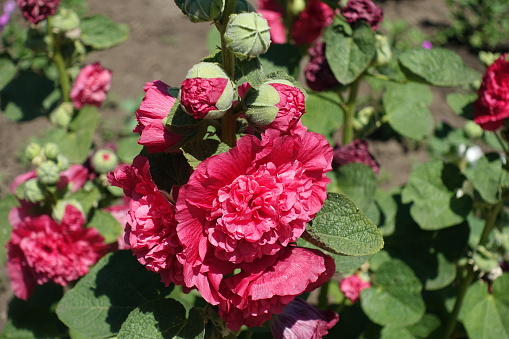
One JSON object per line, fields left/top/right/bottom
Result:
{"left": 473, "top": 54, "right": 509, "bottom": 131}
{"left": 16, "top": 0, "right": 59, "bottom": 24}
{"left": 0, "top": 0, "right": 16, "bottom": 32}
{"left": 257, "top": 9, "right": 286, "bottom": 44}
{"left": 270, "top": 298, "right": 339, "bottom": 338}
{"left": 341, "top": 0, "right": 384, "bottom": 31}
{"left": 305, "top": 42, "right": 340, "bottom": 91}
{"left": 421, "top": 40, "right": 433, "bottom": 49}
{"left": 333, "top": 139, "right": 380, "bottom": 174}
{"left": 340, "top": 274, "right": 371, "bottom": 303}
{"left": 291, "top": 0, "right": 334, "bottom": 46}
{"left": 175, "top": 129, "right": 334, "bottom": 329}
{"left": 70, "top": 62, "right": 112, "bottom": 110}
{"left": 7, "top": 205, "right": 107, "bottom": 300}
{"left": 179, "top": 78, "right": 229, "bottom": 119}
{"left": 133, "top": 80, "right": 184, "bottom": 153}
{"left": 108, "top": 155, "right": 184, "bottom": 286}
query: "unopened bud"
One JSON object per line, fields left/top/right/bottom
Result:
{"left": 43, "top": 143, "right": 59, "bottom": 160}
{"left": 179, "top": 62, "right": 235, "bottom": 119}
{"left": 31, "top": 155, "right": 45, "bottom": 166}
{"left": 464, "top": 121, "right": 483, "bottom": 139}
{"left": 37, "top": 161, "right": 61, "bottom": 185}
{"left": 25, "top": 143, "right": 42, "bottom": 161}
{"left": 56, "top": 154, "right": 70, "bottom": 171}
{"left": 374, "top": 34, "right": 392, "bottom": 66}
{"left": 224, "top": 13, "right": 271, "bottom": 60}
{"left": 92, "top": 148, "right": 119, "bottom": 174}
{"left": 50, "top": 102, "right": 74, "bottom": 128}
{"left": 23, "top": 178, "right": 46, "bottom": 203}
{"left": 174, "top": 0, "right": 224, "bottom": 22}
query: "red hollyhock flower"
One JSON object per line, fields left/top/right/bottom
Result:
{"left": 179, "top": 78, "right": 229, "bottom": 119}
{"left": 133, "top": 80, "right": 184, "bottom": 153}
{"left": 473, "top": 54, "right": 509, "bottom": 131}
{"left": 291, "top": 0, "right": 334, "bottom": 46}
{"left": 70, "top": 62, "right": 112, "bottom": 110}
{"left": 341, "top": 0, "right": 384, "bottom": 31}
{"left": 257, "top": 9, "right": 286, "bottom": 44}
{"left": 268, "top": 83, "right": 306, "bottom": 132}
{"left": 333, "top": 139, "right": 380, "bottom": 174}
{"left": 305, "top": 42, "right": 340, "bottom": 91}
{"left": 16, "top": 0, "right": 59, "bottom": 24}
{"left": 175, "top": 129, "right": 334, "bottom": 329}
{"left": 7, "top": 205, "right": 107, "bottom": 300}
{"left": 340, "top": 274, "right": 371, "bottom": 303}
{"left": 108, "top": 155, "right": 184, "bottom": 286}
{"left": 270, "top": 298, "right": 339, "bottom": 338}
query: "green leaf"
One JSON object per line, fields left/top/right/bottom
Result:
{"left": 304, "top": 193, "right": 383, "bottom": 256}
{"left": 399, "top": 48, "right": 480, "bottom": 87}
{"left": 446, "top": 92, "right": 477, "bottom": 119}
{"left": 302, "top": 91, "right": 343, "bottom": 143}
{"left": 182, "top": 139, "right": 230, "bottom": 170}
{"left": 60, "top": 0, "right": 88, "bottom": 17}
{"left": 465, "top": 153, "right": 509, "bottom": 204}
{"left": 118, "top": 299, "right": 205, "bottom": 339}
{"left": 380, "top": 326, "right": 416, "bottom": 339}
{"left": 80, "top": 15, "right": 129, "bottom": 49}
{"left": 459, "top": 273, "right": 509, "bottom": 339}
{"left": 383, "top": 82, "right": 433, "bottom": 140}
{"left": 1, "top": 284, "right": 67, "bottom": 339}
{"left": 0, "top": 194, "right": 18, "bottom": 263}
{"left": 117, "top": 136, "right": 143, "bottom": 164}
{"left": 407, "top": 313, "right": 441, "bottom": 338}
{"left": 56, "top": 251, "right": 174, "bottom": 338}
{"left": 325, "top": 20, "right": 376, "bottom": 85}
{"left": 333, "top": 163, "right": 377, "bottom": 212}
{"left": 259, "top": 43, "right": 302, "bottom": 79}
{"left": 361, "top": 259, "right": 425, "bottom": 326}
{"left": 401, "top": 160, "right": 471, "bottom": 230}
{"left": 236, "top": 58, "right": 265, "bottom": 89}
{"left": 0, "top": 58, "right": 17, "bottom": 91}
{"left": 88, "top": 210, "right": 122, "bottom": 244}
{"left": 146, "top": 152, "right": 192, "bottom": 193}
{"left": 375, "top": 190, "right": 397, "bottom": 236}
{"left": 66, "top": 185, "right": 101, "bottom": 215}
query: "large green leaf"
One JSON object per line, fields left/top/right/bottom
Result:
{"left": 459, "top": 273, "right": 509, "bottom": 339}
{"left": 399, "top": 48, "right": 480, "bottom": 87}
{"left": 0, "top": 58, "right": 17, "bottom": 91}
{"left": 304, "top": 193, "right": 383, "bottom": 256}
{"left": 465, "top": 153, "right": 509, "bottom": 204}
{"left": 332, "top": 163, "right": 377, "bottom": 212}
{"left": 446, "top": 92, "right": 476, "bottom": 119}
{"left": 361, "top": 259, "right": 425, "bottom": 326}
{"left": 259, "top": 43, "right": 301, "bottom": 79}
{"left": 325, "top": 20, "right": 376, "bottom": 85}
{"left": 401, "top": 160, "right": 471, "bottom": 230}
{"left": 383, "top": 82, "right": 433, "bottom": 140}
{"left": 182, "top": 138, "right": 230, "bottom": 170}
{"left": 87, "top": 210, "right": 122, "bottom": 244}
{"left": 0, "top": 194, "right": 18, "bottom": 263}
{"left": 80, "top": 15, "right": 129, "bottom": 49}
{"left": 56, "top": 251, "right": 173, "bottom": 338}
{"left": 117, "top": 135, "right": 143, "bottom": 164}
{"left": 118, "top": 299, "right": 205, "bottom": 339}
{"left": 302, "top": 91, "right": 343, "bottom": 143}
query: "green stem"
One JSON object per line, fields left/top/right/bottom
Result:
{"left": 342, "top": 75, "right": 362, "bottom": 145}
{"left": 47, "top": 17, "right": 71, "bottom": 102}
{"left": 215, "top": 0, "right": 237, "bottom": 147}
{"left": 494, "top": 131, "right": 509, "bottom": 158}
{"left": 318, "top": 280, "right": 330, "bottom": 309}
{"left": 443, "top": 199, "right": 503, "bottom": 338}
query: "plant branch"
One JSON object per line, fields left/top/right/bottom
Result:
{"left": 47, "top": 17, "right": 71, "bottom": 102}
{"left": 342, "top": 74, "right": 362, "bottom": 145}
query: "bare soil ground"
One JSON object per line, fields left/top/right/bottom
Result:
{"left": 0, "top": 0, "right": 484, "bottom": 331}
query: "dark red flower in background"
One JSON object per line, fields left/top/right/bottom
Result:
{"left": 333, "top": 139, "right": 380, "bottom": 174}
{"left": 341, "top": 0, "right": 384, "bottom": 30}
{"left": 16, "top": 0, "right": 60, "bottom": 24}
{"left": 305, "top": 42, "right": 340, "bottom": 91}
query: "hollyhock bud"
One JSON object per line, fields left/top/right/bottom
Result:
{"left": 37, "top": 161, "right": 61, "bottom": 185}
{"left": 374, "top": 34, "right": 392, "bottom": 66}
{"left": 464, "top": 121, "right": 484, "bottom": 139}
{"left": 341, "top": 0, "right": 384, "bottom": 31}
{"left": 23, "top": 178, "right": 45, "bottom": 203}
{"left": 473, "top": 54, "right": 509, "bottom": 131}
{"left": 340, "top": 274, "right": 370, "bottom": 303}
{"left": 244, "top": 79, "right": 306, "bottom": 132}
{"left": 174, "top": 0, "right": 224, "bottom": 22}
{"left": 50, "top": 102, "right": 73, "bottom": 128}
{"left": 43, "top": 143, "right": 59, "bottom": 160}
{"left": 270, "top": 298, "right": 339, "bottom": 339}
{"left": 25, "top": 143, "right": 42, "bottom": 161}
{"left": 333, "top": 139, "right": 380, "bottom": 174}
{"left": 16, "top": 0, "right": 60, "bottom": 24}
{"left": 56, "top": 154, "right": 70, "bottom": 171}
{"left": 91, "top": 149, "right": 118, "bottom": 174}
{"left": 305, "top": 42, "right": 340, "bottom": 91}
{"left": 179, "top": 62, "right": 235, "bottom": 119}
{"left": 224, "top": 12, "right": 271, "bottom": 60}
{"left": 70, "top": 62, "right": 112, "bottom": 110}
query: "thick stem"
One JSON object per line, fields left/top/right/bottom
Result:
{"left": 342, "top": 75, "right": 362, "bottom": 145}
{"left": 443, "top": 199, "right": 503, "bottom": 338}
{"left": 318, "top": 280, "right": 330, "bottom": 309}
{"left": 47, "top": 17, "right": 71, "bottom": 102}
{"left": 215, "top": 0, "right": 237, "bottom": 147}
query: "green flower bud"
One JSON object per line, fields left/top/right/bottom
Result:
{"left": 224, "top": 13, "right": 271, "bottom": 60}
{"left": 25, "top": 143, "right": 42, "bottom": 161}
{"left": 43, "top": 143, "right": 59, "bottom": 160}
{"left": 56, "top": 154, "right": 70, "bottom": 171}
{"left": 244, "top": 83, "right": 281, "bottom": 127}
{"left": 353, "top": 106, "right": 375, "bottom": 130}
{"left": 464, "top": 121, "right": 484, "bottom": 139}
{"left": 92, "top": 149, "right": 119, "bottom": 174}
{"left": 52, "top": 199, "right": 85, "bottom": 223}
{"left": 52, "top": 8, "right": 80, "bottom": 33}
{"left": 31, "top": 155, "right": 45, "bottom": 166}
{"left": 23, "top": 178, "right": 46, "bottom": 203}
{"left": 374, "top": 34, "right": 392, "bottom": 66}
{"left": 479, "top": 51, "right": 501, "bottom": 67}
{"left": 174, "top": 0, "right": 224, "bottom": 22}
{"left": 37, "top": 161, "right": 61, "bottom": 185}
{"left": 50, "top": 102, "right": 74, "bottom": 128}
